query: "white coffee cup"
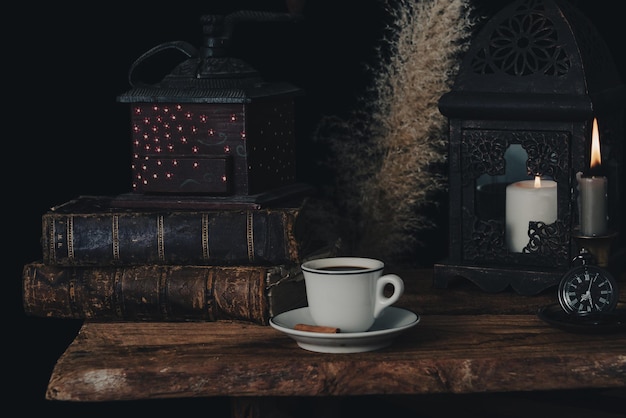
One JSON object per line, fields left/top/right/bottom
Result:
{"left": 301, "top": 257, "right": 404, "bottom": 333}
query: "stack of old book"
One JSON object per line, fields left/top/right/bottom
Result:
{"left": 21, "top": 12, "right": 338, "bottom": 326}
{"left": 22, "top": 190, "right": 336, "bottom": 325}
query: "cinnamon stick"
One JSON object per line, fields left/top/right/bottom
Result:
{"left": 294, "top": 323, "right": 340, "bottom": 333}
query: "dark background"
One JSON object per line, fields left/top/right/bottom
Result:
{"left": 10, "top": 1, "right": 625, "bottom": 415}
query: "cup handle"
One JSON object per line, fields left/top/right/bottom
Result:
{"left": 374, "top": 274, "right": 404, "bottom": 318}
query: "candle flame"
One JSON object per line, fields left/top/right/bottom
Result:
{"left": 590, "top": 118, "right": 602, "bottom": 169}
{"left": 534, "top": 175, "right": 541, "bottom": 188}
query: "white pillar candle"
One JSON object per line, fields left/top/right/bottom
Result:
{"left": 505, "top": 177, "right": 557, "bottom": 252}
{"left": 578, "top": 175, "right": 608, "bottom": 236}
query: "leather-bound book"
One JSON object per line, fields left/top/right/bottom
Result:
{"left": 41, "top": 194, "right": 324, "bottom": 267}
{"left": 22, "top": 262, "right": 311, "bottom": 325}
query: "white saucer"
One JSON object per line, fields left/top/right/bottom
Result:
{"left": 269, "top": 306, "right": 420, "bottom": 353}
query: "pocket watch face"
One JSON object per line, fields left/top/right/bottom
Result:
{"left": 558, "top": 265, "right": 618, "bottom": 314}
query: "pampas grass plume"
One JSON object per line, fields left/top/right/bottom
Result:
{"left": 314, "top": 0, "right": 475, "bottom": 264}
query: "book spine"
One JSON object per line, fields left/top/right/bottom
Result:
{"left": 22, "top": 262, "right": 294, "bottom": 324}
{"left": 42, "top": 207, "right": 300, "bottom": 266}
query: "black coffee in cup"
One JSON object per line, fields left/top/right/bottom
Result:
{"left": 318, "top": 266, "right": 369, "bottom": 272}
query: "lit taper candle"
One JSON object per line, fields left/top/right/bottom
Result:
{"left": 578, "top": 118, "right": 608, "bottom": 236}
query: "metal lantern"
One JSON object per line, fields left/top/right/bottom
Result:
{"left": 117, "top": 14, "right": 303, "bottom": 197}
{"left": 434, "top": 0, "right": 625, "bottom": 295}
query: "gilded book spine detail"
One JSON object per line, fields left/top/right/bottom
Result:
{"left": 202, "top": 213, "right": 210, "bottom": 261}
{"left": 112, "top": 214, "right": 120, "bottom": 261}
{"left": 67, "top": 215, "right": 74, "bottom": 260}
{"left": 247, "top": 210, "right": 254, "bottom": 262}
{"left": 157, "top": 215, "right": 165, "bottom": 262}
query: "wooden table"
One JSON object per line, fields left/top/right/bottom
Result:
{"left": 45, "top": 269, "right": 626, "bottom": 417}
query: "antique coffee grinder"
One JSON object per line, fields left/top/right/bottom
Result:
{"left": 434, "top": 0, "right": 625, "bottom": 295}
{"left": 116, "top": 13, "right": 305, "bottom": 202}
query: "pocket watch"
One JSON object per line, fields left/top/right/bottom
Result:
{"left": 557, "top": 256, "right": 619, "bottom": 315}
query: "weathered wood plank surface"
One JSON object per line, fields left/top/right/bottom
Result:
{"left": 46, "top": 313, "right": 626, "bottom": 401}
{"left": 45, "top": 269, "right": 626, "bottom": 403}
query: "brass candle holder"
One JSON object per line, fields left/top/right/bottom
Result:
{"left": 571, "top": 228, "right": 618, "bottom": 268}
